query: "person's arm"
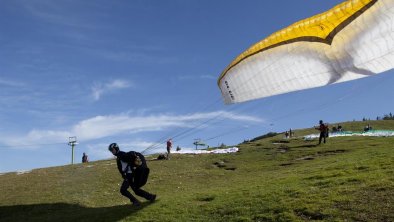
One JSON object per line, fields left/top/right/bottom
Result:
{"left": 116, "top": 158, "right": 126, "bottom": 178}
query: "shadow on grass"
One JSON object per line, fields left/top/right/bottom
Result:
{"left": 0, "top": 202, "right": 150, "bottom": 222}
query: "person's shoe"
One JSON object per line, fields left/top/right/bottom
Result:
{"left": 132, "top": 200, "right": 141, "bottom": 207}
{"left": 149, "top": 194, "right": 157, "bottom": 203}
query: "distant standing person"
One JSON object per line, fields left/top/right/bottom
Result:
{"left": 108, "top": 143, "right": 156, "bottom": 206}
{"left": 166, "top": 139, "right": 172, "bottom": 160}
{"left": 82, "top": 152, "right": 89, "bottom": 163}
{"left": 315, "top": 120, "right": 328, "bottom": 145}
{"left": 364, "top": 124, "right": 372, "bottom": 132}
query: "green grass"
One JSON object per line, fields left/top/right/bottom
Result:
{"left": 1, "top": 120, "right": 393, "bottom": 221}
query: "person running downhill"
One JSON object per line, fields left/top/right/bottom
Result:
{"left": 108, "top": 143, "right": 156, "bottom": 207}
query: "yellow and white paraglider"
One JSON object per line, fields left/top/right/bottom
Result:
{"left": 218, "top": 0, "right": 394, "bottom": 104}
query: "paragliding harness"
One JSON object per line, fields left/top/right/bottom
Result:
{"left": 127, "top": 151, "right": 150, "bottom": 188}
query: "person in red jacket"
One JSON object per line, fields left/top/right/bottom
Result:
{"left": 166, "top": 139, "right": 172, "bottom": 160}
{"left": 108, "top": 143, "right": 156, "bottom": 206}
{"left": 315, "top": 120, "right": 328, "bottom": 145}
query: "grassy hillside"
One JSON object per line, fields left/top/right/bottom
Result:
{"left": 1, "top": 120, "right": 393, "bottom": 221}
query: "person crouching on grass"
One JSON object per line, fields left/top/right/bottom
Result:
{"left": 108, "top": 143, "right": 156, "bottom": 207}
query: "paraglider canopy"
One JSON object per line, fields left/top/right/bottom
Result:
{"left": 218, "top": 0, "right": 394, "bottom": 104}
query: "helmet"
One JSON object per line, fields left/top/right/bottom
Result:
{"left": 108, "top": 143, "right": 119, "bottom": 152}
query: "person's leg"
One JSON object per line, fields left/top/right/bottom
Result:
{"left": 131, "top": 186, "right": 156, "bottom": 201}
{"left": 131, "top": 169, "right": 156, "bottom": 202}
{"left": 319, "top": 132, "right": 323, "bottom": 144}
{"left": 120, "top": 178, "right": 140, "bottom": 206}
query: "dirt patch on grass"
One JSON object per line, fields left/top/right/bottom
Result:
{"left": 224, "top": 167, "right": 237, "bottom": 171}
{"left": 354, "top": 166, "right": 369, "bottom": 171}
{"left": 296, "top": 156, "right": 314, "bottom": 161}
{"left": 294, "top": 208, "right": 328, "bottom": 220}
{"left": 280, "top": 148, "right": 348, "bottom": 167}
{"left": 291, "top": 144, "right": 317, "bottom": 148}
{"left": 271, "top": 140, "right": 290, "bottom": 144}
{"left": 279, "top": 163, "right": 293, "bottom": 166}
{"left": 277, "top": 145, "right": 289, "bottom": 153}
{"left": 195, "top": 195, "right": 216, "bottom": 202}
{"left": 294, "top": 149, "right": 347, "bottom": 162}
{"left": 213, "top": 160, "right": 237, "bottom": 171}
{"left": 214, "top": 161, "right": 226, "bottom": 168}
{"left": 317, "top": 149, "right": 346, "bottom": 156}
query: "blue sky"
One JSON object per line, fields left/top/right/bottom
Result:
{"left": 1, "top": 0, "right": 394, "bottom": 173}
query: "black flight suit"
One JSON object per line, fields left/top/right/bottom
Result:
{"left": 115, "top": 151, "right": 155, "bottom": 203}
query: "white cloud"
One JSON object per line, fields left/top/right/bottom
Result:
{"left": 200, "top": 75, "right": 216, "bottom": 79}
{"left": 91, "top": 79, "right": 131, "bottom": 101}
{"left": 89, "top": 48, "right": 179, "bottom": 64}
{"left": 0, "top": 78, "right": 25, "bottom": 87}
{"left": 22, "top": 1, "right": 94, "bottom": 29}
{"left": 86, "top": 140, "right": 156, "bottom": 160}
{"left": 178, "top": 75, "right": 216, "bottom": 80}
{"left": 1, "top": 111, "right": 263, "bottom": 149}
{"left": 0, "top": 129, "right": 70, "bottom": 150}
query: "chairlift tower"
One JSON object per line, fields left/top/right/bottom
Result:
{"left": 68, "top": 136, "right": 78, "bottom": 164}
{"left": 193, "top": 138, "right": 206, "bottom": 150}
{"left": 193, "top": 139, "right": 200, "bottom": 149}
